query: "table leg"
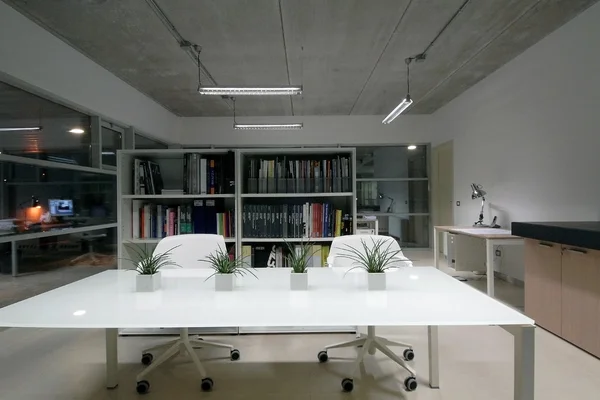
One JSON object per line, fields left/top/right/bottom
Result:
{"left": 513, "top": 326, "right": 535, "bottom": 400}
{"left": 106, "top": 328, "right": 118, "bottom": 389}
{"left": 11, "top": 241, "right": 18, "bottom": 277}
{"left": 427, "top": 326, "right": 439, "bottom": 388}
{"left": 486, "top": 239, "right": 494, "bottom": 297}
{"left": 433, "top": 228, "right": 439, "bottom": 269}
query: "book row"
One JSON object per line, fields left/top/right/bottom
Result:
{"left": 242, "top": 203, "right": 353, "bottom": 239}
{"left": 242, "top": 244, "right": 331, "bottom": 268}
{"left": 247, "top": 156, "right": 352, "bottom": 193}
{"left": 132, "top": 200, "right": 234, "bottom": 239}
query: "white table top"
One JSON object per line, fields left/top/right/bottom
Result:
{"left": 0, "top": 267, "right": 533, "bottom": 329}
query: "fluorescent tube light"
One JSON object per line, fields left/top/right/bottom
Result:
{"left": 234, "top": 123, "right": 303, "bottom": 130}
{"left": 0, "top": 126, "right": 42, "bottom": 132}
{"left": 199, "top": 86, "right": 302, "bottom": 96}
{"left": 69, "top": 128, "right": 85, "bottom": 134}
{"left": 102, "top": 151, "right": 115, "bottom": 155}
{"left": 382, "top": 95, "right": 413, "bottom": 124}
{"left": 407, "top": 145, "right": 417, "bottom": 150}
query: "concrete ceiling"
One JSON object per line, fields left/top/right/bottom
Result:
{"left": 2, "top": 0, "right": 598, "bottom": 117}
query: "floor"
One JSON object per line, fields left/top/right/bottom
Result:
{"left": 0, "top": 250, "right": 598, "bottom": 399}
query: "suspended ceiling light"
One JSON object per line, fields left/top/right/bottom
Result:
{"left": 69, "top": 128, "right": 85, "bottom": 134}
{"left": 234, "top": 123, "right": 303, "bottom": 130}
{"left": 0, "top": 126, "right": 42, "bottom": 132}
{"left": 199, "top": 86, "right": 302, "bottom": 96}
{"left": 230, "top": 97, "right": 303, "bottom": 130}
{"left": 382, "top": 58, "right": 414, "bottom": 124}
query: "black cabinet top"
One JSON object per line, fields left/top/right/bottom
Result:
{"left": 512, "top": 221, "right": 600, "bottom": 250}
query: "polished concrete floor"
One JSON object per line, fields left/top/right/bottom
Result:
{"left": 0, "top": 250, "right": 598, "bottom": 399}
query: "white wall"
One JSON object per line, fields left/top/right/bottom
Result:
{"left": 0, "top": 1, "right": 179, "bottom": 143}
{"left": 436, "top": 1, "right": 600, "bottom": 279}
{"left": 179, "top": 115, "right": 447, "bottom": 147}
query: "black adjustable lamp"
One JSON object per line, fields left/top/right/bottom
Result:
{"left": 378, "top": 192, "right": 396, "bottom": 213}
{"left": 19, "top": 195, "right": 40, "bottom": 209}
{"left": 471, "top": 184, "right": 487, "bottom": 226}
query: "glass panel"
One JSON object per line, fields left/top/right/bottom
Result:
{"left": 101, "top": 126, "right": 122, "bottom": 166}
{"left": 368, "top": 215, "right": 429, "bottom": 248}
{"left": 356, "top": 145, "right": 428, "bottom": 179}
{"left": 357, "top": 180, "right": 429, "bottom": 213}
{"left": 135, "top": 133, "right": 168, "bottom": 149}
{"left": 0, "top": 81, "right": 92, "bottom": 166}
{"left": 0, "top": 160, "right": 116, "bottom": 232}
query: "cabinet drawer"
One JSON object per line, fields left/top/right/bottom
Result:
{"left": 524, "top": 239, "right": 562, "bottom": 335}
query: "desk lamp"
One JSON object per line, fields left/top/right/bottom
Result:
{"left": 471, "top": 184, "right": 487, "bottom": 226}
{"left": 378, "top": 192, "right": 396, "bottom": 213}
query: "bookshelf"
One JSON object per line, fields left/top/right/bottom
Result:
{"left": 117, "top": 147, "right": 356, "bottom": 334}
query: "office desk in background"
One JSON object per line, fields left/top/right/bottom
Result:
{"left": 0, "top": 222, "right": 117, "bottom": 276}
{"left": 0, "top": 267, "right": 535, "bottom": 399}
{"left": 434, "top": 226, "right": 524, "bottom": 298}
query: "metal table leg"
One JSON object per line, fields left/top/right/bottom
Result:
{"left": 428, "top": 326, "right": 439, "bottom": 388}
{"left": 11, "top": 241, "right": 17, "bottom": 277}
{"left": 106, "top": 328, "right": 118, "bottom": 389}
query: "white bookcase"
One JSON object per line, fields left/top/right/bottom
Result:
{"left": 117, "top": 147, "right": 357, "bottom": 334}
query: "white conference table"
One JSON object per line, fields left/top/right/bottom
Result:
{"left": 0, "top": 267, "right": 535, "bottom": 399}
{"left": 434, "top": 226, "right": 525, "bottom": 298}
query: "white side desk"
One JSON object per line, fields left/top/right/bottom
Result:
{"left": 0, "top": 267, "right": 534, "bottom": 399}
{"left": 434, "top": 226, "right": 524, "bottom": 298}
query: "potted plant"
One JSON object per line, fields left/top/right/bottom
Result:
{"left": 338, "top": 238, "right": 402, "bottom": 290}
{"left": 127, "top": 244, "right": 180, "bottom": 292}
{"left": 285, "top": 241, "right": 314, "bottom": 290}
{"left": 201, "top": 247, "right": 257, "bottom": 291}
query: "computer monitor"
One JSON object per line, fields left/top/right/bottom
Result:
{"left": 48, "top": 199, "right": 74, "bottom": 217}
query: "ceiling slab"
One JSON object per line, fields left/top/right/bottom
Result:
{"left": 281, "top": 0, "right": 411, "bottom": 115}
{"left": 350, "top": 0, "right": 467, "bottom": 115}
{"left": 409, "top": 0, "right": 599, "bottom": 113}
{"left": 2, "top": 0, "right": 598, "bottom": 117}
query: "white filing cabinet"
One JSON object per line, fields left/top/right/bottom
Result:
{"left": 449, "top": 232, "right": 486, "bottom": 272}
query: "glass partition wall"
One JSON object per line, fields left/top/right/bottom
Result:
{"left": 0, "top": 80, "right": 119, "bottom": 289}
{"left": 356, "top": 145, "right": 430, "bottom": 248}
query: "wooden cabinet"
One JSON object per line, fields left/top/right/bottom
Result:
{"left": 524, "top": 239, "right": 562, "bottom": 335}
{"left": 561, "top": 246, "right": 600, "bottom": 355}
{"left": 524, "top": 238, "right": 600, "bottom": 357}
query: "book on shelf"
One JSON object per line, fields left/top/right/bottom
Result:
{"left": 131, "top": 200, "right": 234, "bottom": 239}
{"left": 183, "top": 152, "right": 235, "bottom": 195}
{"left": 241, "top": 244, "right": 330, "bottom": 268}
{"left": 133, "top": 159, "right": 164, "bottom": 195}
{"left": 246, "top": 155, "right": 351, "bottom": 194}
{"left": 242, "top": 203, "right": 351, "bottom": 239}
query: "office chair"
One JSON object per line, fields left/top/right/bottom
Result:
{"left": 136, "top": 234, "right": 239, "bottom": 394}
{"left": 318, "top": 234, "right": 418, "bottom": 392}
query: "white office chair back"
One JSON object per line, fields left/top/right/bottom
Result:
{"left": 327, "top": 235, "right": 412, "bottom": 269}
{"left": 153, "top": 234, "right": 227, "bottom": 269}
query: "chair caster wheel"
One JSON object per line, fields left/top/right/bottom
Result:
{"left": 136, "top": 380, "right": 150, "bottom": 394}
{"left": 201, "top": 377, "right": 214, "bottom": 392}
{"left": 341, "top": 378, "right": 354, "bottom": 392}
{"left": 403, "top": 348, "right": 415, "bottom": 361}
{"left": 317, "top": 350, "right": 328, "bottom": 363}
{"left": 141, "top": 353, "right": 153, "bottom": 366}
{"left": 230, "top": 349, "right": 241, "bottom": 361}
{"left": 404, "top": 376, "right": 417, "bottom": 392}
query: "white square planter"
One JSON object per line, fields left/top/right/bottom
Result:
{"left": 367, "top": 273, "right": 386, "bottom": 291}
{"left": 290, "top": 272, "right": 308, "bottom": 290}
{"left": 215, "top": 274, "right": 235, "bottom": 291}
{"left": 136, "top": 272, "right": 161, "bottom": 292}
